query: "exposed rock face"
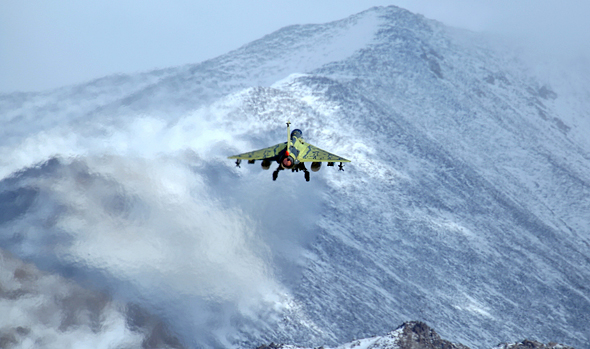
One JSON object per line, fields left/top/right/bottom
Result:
{"left": 256, "top": 322, "right": 575, "bottom": 349}
{"left": 396, "top": 322, "right": 470, "bottom": 349}
{"left": 493, "top": 340, "right": 576, "bottom": 349}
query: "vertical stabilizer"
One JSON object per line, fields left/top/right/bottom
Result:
{"left": 286, "top": 121, "right": 291, "bottom": 155}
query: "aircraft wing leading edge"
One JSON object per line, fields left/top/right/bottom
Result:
{"left": 228, "top": 142, "right": 287, "bottom": 160}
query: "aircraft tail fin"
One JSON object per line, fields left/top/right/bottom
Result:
{"left": 286, "top": 121, "right": 291, "bottom": 155}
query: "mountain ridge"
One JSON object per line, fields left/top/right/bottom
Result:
{"left": 256, "top": 321, "right": 574, "bottom": 349}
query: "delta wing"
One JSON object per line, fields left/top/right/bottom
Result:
{"left": 298, "top": 142, "right": 350, "bottom": 162}
{"left": 228, "top": 142, "right": 287, "bottom": 160}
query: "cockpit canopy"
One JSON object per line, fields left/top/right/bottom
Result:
{"left": 291, "top": 129, "right": 303, "bottom": 139}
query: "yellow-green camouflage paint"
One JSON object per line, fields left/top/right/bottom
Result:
{"left": 228, "top": 123, "right": 350, "bottom": 163}
{"left": 227, "top": 143, "right": 287, "bottom": 160}
{"left": 292, "top": 136, "right": 350, "bottom": 162}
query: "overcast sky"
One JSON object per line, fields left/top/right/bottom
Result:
{"left": 1, "top": 0, "right": 589, "bottom": 93}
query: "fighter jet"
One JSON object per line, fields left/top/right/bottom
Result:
{"left": 228, "top": 121, "right": 350, "bottom": 181}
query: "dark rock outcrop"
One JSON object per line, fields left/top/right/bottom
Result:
{"left": 255, "top": 322, "right": 575, "bottom": 349}
{"left": 395, "top": 321, "right": 470, "bottom": 349}
{"left": 494, "top": 339, "right": 576, "bottom": 349}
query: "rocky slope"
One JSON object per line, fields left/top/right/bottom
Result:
{"left": 0, "top": 250, "right": 182, "bottom": 348}
{"left": 257, "top": 322, "right": 574, "bottom": 349}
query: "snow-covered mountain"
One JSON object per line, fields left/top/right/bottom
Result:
{"left": 1, "top": 5, "right": 589, "bottom": 349}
